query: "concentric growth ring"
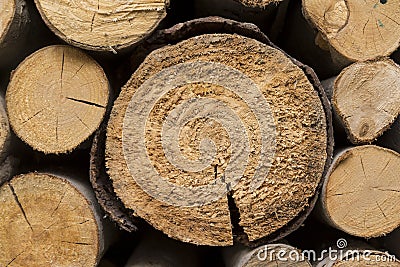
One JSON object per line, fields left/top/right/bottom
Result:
{"left": 122, "top": 61, "right": 276, "bottom": 207}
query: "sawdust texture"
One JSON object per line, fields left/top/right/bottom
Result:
{"left": 106, "top": 34, "right": 327, "bottom": 245}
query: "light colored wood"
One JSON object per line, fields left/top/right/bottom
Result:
{"left": 223, "top": 243, "right": 312, "bottom": 267}
{"left": 34, "top": 0, "right": 168, "bottom": 52}
{"left": 106, "top": 33, "right": 328, "bottom": 245}
{"left": 302, "top": 0, "right": 400, "bottom": 62}
{"left": 320, "top": 145, "right": 400, "bottom": 238}
{"left": 0, "top": 172, "right": 106, "bottom": 266}
{"left": 6, "top": 45, "right": 109, "bottom": 154}
{"left": 332, "top": 59, "right": 400, "bottom": 144}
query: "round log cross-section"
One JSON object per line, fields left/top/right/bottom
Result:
{"left": 34, "top": 0, "right": 168, "bottom": 52}
{"left": 105, "top": 33, "right": 330, "bottom": 246}
{"left": 320, "top": 145, "right": 400, "bottom": 238}
{"left": 333, "top": 59, "right": 400, "bottom": 144}
{"left": 0, "top": 172, "right": 106, "bottom": 266}
{"left": 6, "top": 45, "right": 109, "bottom": 154}
{"left": 302, "top": 0, "right": 400, "bottom": 61}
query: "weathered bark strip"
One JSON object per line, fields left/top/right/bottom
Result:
{"left": 0, "top": 96, "right": 11, "bottom": 163}
{"left": 90, "top": 118, "right": 139, "bottom": 233}
{"left": 94, "top": 17, "right": 333, "bottom": 246}
{"left": 6, "top": 45, "right": 109, "bottom": 154}
{"left": 0, "top": 0, "right": 30, "bottom": 68}
{"left": 0, "top": 172, "right": 110, "bottom": 266}
{"left": 223, "top": 243, "right": 312, "bottom": 266}
{"left": 318, "top": 145, "right": 400, "bottom": 238}
{"left": 0, "top": 95, "right": 16, "bottom": 185}
{"left": 332, "top": 59, "right": 400, "bottom": 144}
{"left": 33, "top": 0, "right": 169, "bottom": 53}
{"left": 302, "top": 0, "right": 400, "bottom": 62}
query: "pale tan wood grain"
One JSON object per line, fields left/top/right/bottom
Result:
{"left": 34, "top": 0, "right": 168, "bottom": 52}
{"left": 303, "top": 0, "right": 400, "bottom": 62}
{"left": 6, "top": 45, "right": 109, "bottom": 154}
{"left": 0, "top": 172, "right": 105, "bottom": 266}
{"left": 333, "top": 59, "right": 400, "bottom": 144}
{"left": 321, "top": 146, "right": 400, "bottom": 238}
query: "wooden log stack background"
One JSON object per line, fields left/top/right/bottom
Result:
{"left": 0, "top": 0, "right": 399, "bottom": 266}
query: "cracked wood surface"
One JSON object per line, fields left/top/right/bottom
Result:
{"left": 302, "top": 0, "right": 400, "bottom": 61}
{"left": 105, "top": 33, "right": 328, "bottom": 246}
{"left": 320, "top": 145, "right": 400, "bottom": 238}
{"left": 0, "top": 173, "right": 104, "bottom": 266}
{"left": 6, "top": 45, "right": 109, "bottom": 154}
{"left": 34, "top": 0, "right": 168, "bottom": 52}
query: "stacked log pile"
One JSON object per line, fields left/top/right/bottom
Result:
{"left": 0, "top": 0, "right": 399, "bottom": 266}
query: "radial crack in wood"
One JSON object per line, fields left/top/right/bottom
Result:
{"left": 33, "top": 0, "right": 169, "bottom": 52}
{"left": 105, "top": 33, "right": 329, "bottom": 246}
{"left": 6, "top": 45, "right": 109, "bottom": 154}
{"left": 321, "top": 145, "right": 400, "bottom": 238}
{"left": 0, "top": 173, "right": 105, "bottom": 266}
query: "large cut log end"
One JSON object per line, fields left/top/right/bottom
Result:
{"left": 0, "top": 172, "right": 106, "bottom": 266}
{"left": 105, "top": 31, "right": 331, "bottom": 246}
{"left": 34, "top": 0, "right": 169, "bottom": 52}
{"left": 6, "top": 45, "right": 109, "bottom": 154}
{"left": 321, "top": 145, "right": 400, "bottom": 238}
